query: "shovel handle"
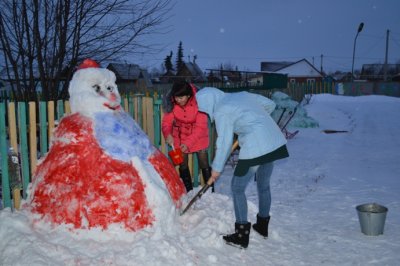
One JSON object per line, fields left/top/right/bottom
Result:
{"left": 180, "top": 184, "right": 210, "bottom": 216}
{"left": 231, "top": 140, "right": 239, "bottom": 153}
{"left": 180, "top": 141, "right": 239, "bottom": 215}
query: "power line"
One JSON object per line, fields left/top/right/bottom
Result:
{"left": 390, "top": 35, "right": 400, "bottom": 49}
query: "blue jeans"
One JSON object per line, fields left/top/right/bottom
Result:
{"left": 231, "top": 162, "right": 274, "bottom": 224}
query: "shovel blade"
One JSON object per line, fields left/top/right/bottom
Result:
{"left": 180, "top": 184, "right": 210, "bottom": 215}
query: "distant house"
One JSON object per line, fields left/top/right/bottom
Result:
{"left": 247, "top": 74, "right": 263, "bottom": 86}
{"left": 261, "top": 59, "right": 324, "bottom": 85}
{"left": 206, "top": 70, "right": 222, "bottom": 83}
{"left": 360, "top": 64, "right": 400, "bottom": 81}
{"left": 159, "top": 69, "right": 176, "bottom": 84}
{"left": 175, "top": 61, "right": 206, "bottom": 83}
{"left": 106, "top": 63, "right": 153, "bottom": 93}
{"left": 206, "top": 68, "right": 243, "bottom": 85}
{"left": 330, "top": 72, "right": 354, "bottom": 82}
{"left": 220, "top": 70, "right": 242, "bottom": 84}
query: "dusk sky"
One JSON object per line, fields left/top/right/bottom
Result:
{"left": 136, "top": 0, "right": 400, "bottom": 74}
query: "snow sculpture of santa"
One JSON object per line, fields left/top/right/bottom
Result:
{"left": 26, "top": 59, "right": 186, "bottom": 231}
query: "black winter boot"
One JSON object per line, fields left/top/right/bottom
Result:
{"left": 252, "top": 214, "right": 270, "bottom": 238}
{"left": 223, "top": 222, "right": 251, "bottom": 249}
{"left": 201, "top": 167, "right": 214, "bottom": 192}
{"left": 179, "top": 168, "right": 193, "bottom": 192}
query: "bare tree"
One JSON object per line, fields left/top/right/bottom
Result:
{"left": 0, "top": 0, "right": 173, "bottom": 101}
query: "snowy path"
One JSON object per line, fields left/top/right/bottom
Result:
{"left": 259, "top": 95, "right": 400, "bottom": 266}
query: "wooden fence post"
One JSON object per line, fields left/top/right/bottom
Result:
{"left": 39, "top": 101, "right": 48, "bottom": 155}
{"left": 17, "top": 102, "right": 30, "bottom": 199}
{"left": 133, "top": 96, "right": 141, "bottom": 125}
{"left": 8, "top": 102, "right": 21, "bottom": 209}
{"left": 57, "top": 100, "right": 64, "bottom": 121}
{"left": 145, "top": 97, "right": 154, "bottom": 144}
{"left": 128, "top": 95, "right": 134, "bottom": 118}
{"left": 160, "top": 107, "right": 167, "bottom": 154}
{"left": 65, "top": 101, "right": 71, "bottom": 115}
{"left": 123, "top": 98, "right": 129, "bottom": 113}
{"left": 153, "top": 98, "right": 162, "bottom": 149}
{"left": 47, "top": 101, "right": 55, "bottom": 142}
{"left": 8, "top": 103, "right": 18, "bottom": 152}
{"left": 29, "top": 102, "right": 37, "bottom": 174}
{"left": 0, "top": 102, "right": 12, "bottom": 208}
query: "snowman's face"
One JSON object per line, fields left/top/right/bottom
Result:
{"left": 69, "top": 67, "right": 122, "bottom": 116}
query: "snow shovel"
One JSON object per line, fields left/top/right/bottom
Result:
{"left": 180, "top": 140, "right": 239, "bottom": 216}
{"left": 180, "top": 183, "right": 211, "bottom": 215}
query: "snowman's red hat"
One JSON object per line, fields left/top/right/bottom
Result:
{"left": 77, "top": 59, "right": 100, "bottom": 70}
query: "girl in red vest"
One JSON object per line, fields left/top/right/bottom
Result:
{"left": 162, "top": 81, "right": 212, "bottom": 192}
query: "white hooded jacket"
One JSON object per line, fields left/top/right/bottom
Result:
{"left": 196, "top": 87, "right": 287, "bottom": 172}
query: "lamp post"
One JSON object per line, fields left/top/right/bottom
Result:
{"left": 351, "top": 22, "right": 364, "bottom": 82}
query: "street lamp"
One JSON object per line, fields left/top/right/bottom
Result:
{"left": 351, "top": 22, "right": 364, "bottom": 82}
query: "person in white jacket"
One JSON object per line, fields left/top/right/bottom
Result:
{"left": 196, "top": 87, "right": 289, "bottom": 249}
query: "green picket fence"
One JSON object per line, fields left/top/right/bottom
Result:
{"left": 0, "top": 95, "right": 214, "bottom": 209}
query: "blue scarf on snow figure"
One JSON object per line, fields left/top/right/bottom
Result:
{"left": 94, "top": 112, "right": 154, "bottom": 162}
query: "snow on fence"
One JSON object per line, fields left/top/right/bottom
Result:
{"left": 0, "top": 95, "right": 211, "bottom": 209}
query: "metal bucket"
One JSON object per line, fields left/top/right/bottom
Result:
{"left": 356, "top": 203, "right": 388, "bottom": 236}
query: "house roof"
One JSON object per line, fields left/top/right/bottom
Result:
{"left": 330, "top": 72, "right": 353, "bottom": 82}
{"left": 177, "top": 61, "right": 206, "bottom": 82}
{"left": 184, "top": 62, "right": 205, "bottom": 79}
{"left": 138, "top": 69, "right": 153, "bottom": 87}
{"left": 260, "top": 61, "right": 294, "bottom": 72}
{"left": 162, "top": 70, "right": 176, "bottom": 76}
{"left": 261, "top": 59, "right": 323, "bottom": 77}
{"left": 106, "top": 63, "right": 153, "bottom": 87}
{"left": 360, "top": 64, "right": 400, "bottom": 80}
{"left": 107, "top": 63, "right": 143, "bottom": 80}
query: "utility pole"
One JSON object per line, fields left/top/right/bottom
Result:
{"left": 383, "top": 29, "right": 389, "bottom": 81}
{"left": 351, "top": 22, "right": 364, "bottom": 82}
{"left": 320, "top": 54, "right": 324, "bottom": 73}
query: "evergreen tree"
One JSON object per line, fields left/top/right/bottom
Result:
{"left": 164, "top": 51, "right": 174, "bottom": 72}
{"left": 176, "top": 41, "right": 184, "bottom": 72}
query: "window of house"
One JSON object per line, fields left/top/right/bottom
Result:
{"left": 307, "top": 79, "right": 316, "bottom": 90}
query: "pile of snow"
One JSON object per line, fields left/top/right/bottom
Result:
{"left": 1, "top": 93, "right": 399, "bottom": 265}
{"left": 271, "top": 91, "right": 319, "bottom": 128}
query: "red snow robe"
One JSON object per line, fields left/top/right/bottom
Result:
{"left": 162, "top": 87, "right": 209, "bottom": 153}
{"left": 27, "top": 113, "right": 185, "bottom": 231}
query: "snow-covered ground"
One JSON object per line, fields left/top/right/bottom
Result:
{"left": 1, "top": 93, "right": 399, "bottom": 266}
